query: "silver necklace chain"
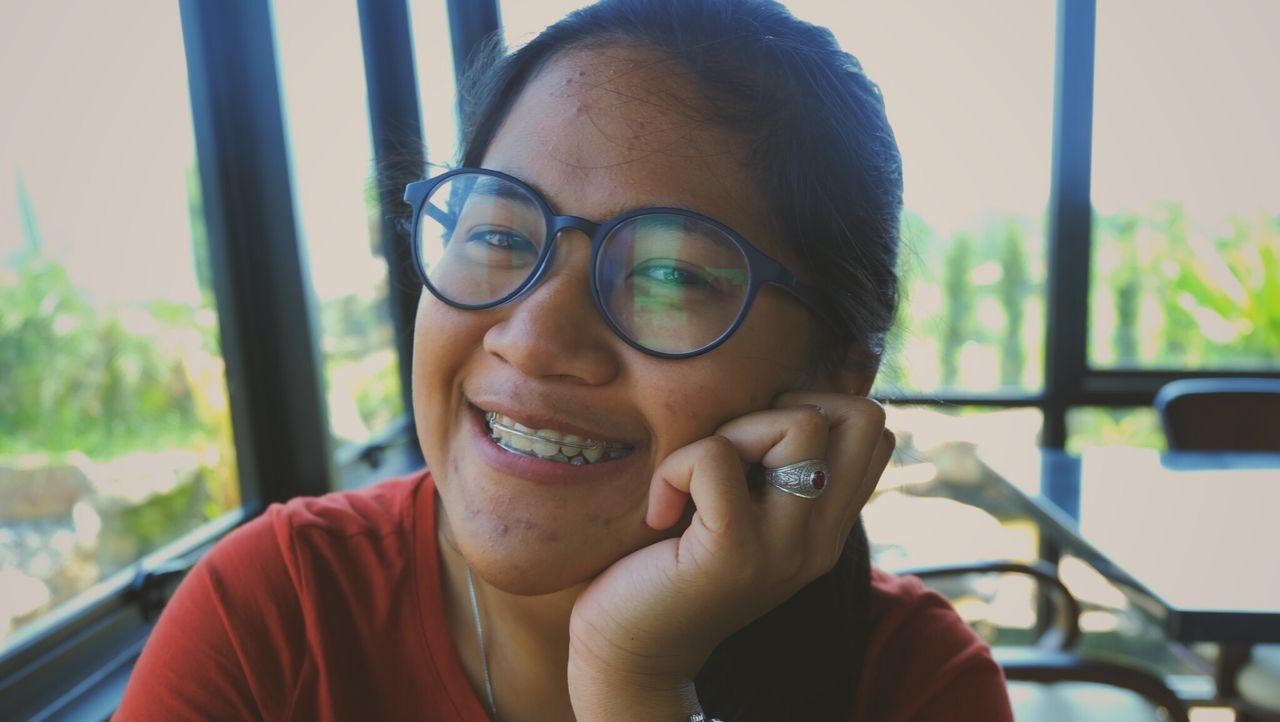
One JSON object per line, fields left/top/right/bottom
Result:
{"left": 465, "top": 563, "right": 710, "bottom": 722}
{"left": 465, "top": 562, "right": 499, "bottom": 719}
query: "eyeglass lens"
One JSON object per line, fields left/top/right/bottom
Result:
{"left": 417, "top": 172, "right": 752, "bottom": 355}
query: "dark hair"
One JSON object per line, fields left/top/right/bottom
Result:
{"left": 457, "top": 1, "right": 901, "bottom": 718}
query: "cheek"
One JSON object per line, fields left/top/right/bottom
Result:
{"left": 640, "top": 308, "right": 815, "bottom": 452}
{"left": 411, "top": 294, "right": 481, "bottom": 388}
{"left": 646, "top": 370, "right": 777, "bottom": 457}
{"left": 411, "top": 295, "right": 483, "bottom": 460}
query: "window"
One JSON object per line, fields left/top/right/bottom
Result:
{"left": 1088, "top": 0, "right": 1280, "bottom": 372}
{"left": 412, "top": 0, "right": 463, "bottom": 170}
{"left": 0, "top": 2, "right": 237, "bottom": 653}
{"left": 273, "top": 0, "right": 405, "bottom": 484}
{"left": 1067, "top": 407, "right": 1164, "bottom": 451}
{"left": 4, "top": 1, "right": 1277, "bottom": 717}
{"left": 787, "top": 2, "right": 1057, "bottom": 396}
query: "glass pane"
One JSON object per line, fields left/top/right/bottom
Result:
{"left": 273, "top": 0, "right": 405, "bottom": 480}
{"left": 1067, "top": 407, "right": 1165, "bottom": 453}
{"left": 866, "top": 406, "right": 1043, "bottom": 570}
{"left": 789, "top": 1, "right": 1054, "bottom": 395}
{"left": 411, "top": 0, "right": 463, "bottom": 170}
{"left": 1, "top": 4, "right": 238, "bottom": 650}
{"left": 1090, "top": 1, "right": 1280, "bottom": 370}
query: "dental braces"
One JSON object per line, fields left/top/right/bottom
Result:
{"left": 485, "top": 411, "right": 603, "bottom": 450}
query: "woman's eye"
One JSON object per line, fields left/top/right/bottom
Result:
{"left": 467, "top": 229, "right": 533, "bottom": 252}
{"left": 634, "top": 261, "right": 715, "bottom": 290}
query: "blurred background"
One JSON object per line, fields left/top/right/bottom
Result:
{"left": 1, "top": 1, "right": 1276, "bottom": 720}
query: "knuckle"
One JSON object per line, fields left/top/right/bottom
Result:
{"left": 702, "top": 434, "right": 742, "bottom": 463}
{"left": 788, "top": 406, "right": 829, "bottom": 438}
{"left": 882, "top": 428, "right": 897, "bottom": 452}
{"left": 850, "top": 397, "right": 887, "bottom": 428}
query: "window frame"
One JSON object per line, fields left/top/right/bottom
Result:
{"left": 0, "top": 0, "right": 336, "bottom": 716}
{"left": 3, "top": 0, "right": 1276, "bottom": 718}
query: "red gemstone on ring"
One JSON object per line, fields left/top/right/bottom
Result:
{"left": 811, "top": 470, "right": 827, "bottom": 490}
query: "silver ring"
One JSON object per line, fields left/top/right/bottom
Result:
{"left": 763, "top": 458, "right": 829, "bottom": 499}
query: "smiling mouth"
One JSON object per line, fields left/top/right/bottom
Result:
{"left": 484, "top": 411, "right": 633, "bottom": 465}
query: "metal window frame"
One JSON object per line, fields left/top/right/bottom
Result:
{"left": 886, "top": 0, "right": 1279, "bottom": 445}
{"left": 357, "top": 0, "right": 425, "bottom": 451}
{"left": 0, "top": 511, "right": 244, "bottom": 721}
{"left": 181, "top": 0, "right": 335, "bottom": 507}
{"left": 0, "top": 0, "right": 334, "bottom": 718}
{"left": 446, "top": 0, "right": 501, "bottom": 81}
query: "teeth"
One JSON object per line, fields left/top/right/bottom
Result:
{"left": 559, "top": 434, "right": 584, "bottom": 459}
{"left": 532, "top": 436, "right": 561, "bottom": 457}
{"left": 484, "top": 411, "right": 630, "bottom": 465}
{"left": 507, "top": 432, "right": 534, "bottom": 452}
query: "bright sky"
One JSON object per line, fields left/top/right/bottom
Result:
{"left": 3, "top": 1, "right": 1277, "bottom": 307}
{"left": 0, "top": 2, "right": 199, "bottom": 305}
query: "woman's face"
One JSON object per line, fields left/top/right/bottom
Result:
{"left": 414, "top": 46, "right": 847, "bottom": 594}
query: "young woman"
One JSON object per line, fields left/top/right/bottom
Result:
{"left": 117, "top": 1, "right": 1012, "bottom": 720}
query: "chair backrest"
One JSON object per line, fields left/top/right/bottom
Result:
{"left": 1154, "top": 377, "right": 1280, "bottom": 452}
{"left": 902, "top": 562, "right": 1191, "bottom": 722}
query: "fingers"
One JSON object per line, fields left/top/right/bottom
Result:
{"left": 775, "top": 392, "right": 891, "bottom": 571}
{"left": 646, "top": 391, "right": 892, "bottom": 585}
{"left": 646, "top": 435, "right": 753, "bottom": 539}
{"left": 714, "top": 405, "right": 830, "bottom": 470}
{"left": 711, "top": 405, "right": 826, "bottom": 542}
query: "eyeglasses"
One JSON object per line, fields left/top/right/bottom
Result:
{"left": 403, "top": 168, "right": 822, "bottom": 358}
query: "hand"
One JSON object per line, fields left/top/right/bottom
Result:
{"left": 566, "top": 392, "right": 894, "bottom": 716}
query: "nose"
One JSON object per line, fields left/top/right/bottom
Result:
{"left": 482, "top": 231, "right": 621, "bottom": 385}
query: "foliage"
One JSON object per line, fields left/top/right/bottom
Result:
{"left": 996, "top": 220, "right": 1029, "bottom": 387}
{"left": 940, "top": 232, "right": 975, "bottom": 389}
{"left": 1092, "top": 205, "right": 1280, "bottom": 370}
{"left": 882, "top": 201, "right": 1278, "bottom": 403}
{"left": 0, "top": 251, "right": 203, "bottom": 458}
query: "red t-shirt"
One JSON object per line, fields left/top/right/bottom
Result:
{"left": 115, "top": 471, "right": 1011, "bottom": 721}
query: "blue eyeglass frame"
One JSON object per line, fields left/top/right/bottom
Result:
{"left": 403, "top": 167, "right": 824, "bottom": 359}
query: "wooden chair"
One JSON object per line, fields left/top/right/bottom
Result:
{"left": 902, "top": 560, "right": 1191, "bottom": 722}
{"left": 1154, "top": 377, "right": 1280, "bottom": 452}
{"left": 1155, "top": 377, "right": 1280, "bottom": 718}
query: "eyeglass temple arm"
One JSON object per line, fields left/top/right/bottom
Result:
{"left": 403, "top": 182, "right": 456, "bottom": 229}
{"left": 423, "top": 204, "right": 454, "bottom": 228}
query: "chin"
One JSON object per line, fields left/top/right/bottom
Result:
{"left": 487, "top": 561, "right": 597, "bottom": 597}
{"left": 438, "top": 495, "right": 623, "bottom": 594}
{"left": 468, "top": 538, "right": 615, "bottom": 596}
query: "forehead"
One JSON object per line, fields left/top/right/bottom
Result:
{"left": 480, "top": 45, "right": 791, "bottom": 260}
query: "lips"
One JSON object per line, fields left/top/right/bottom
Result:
{"left": 484, "top": 411, "right": 634, "bottom": 464}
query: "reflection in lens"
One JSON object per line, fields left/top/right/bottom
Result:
{"left": 417, "top": 173, "right": 547, "bottom": 305}
{"left": 598, "top": 214, "right": 749, "bottom": 354}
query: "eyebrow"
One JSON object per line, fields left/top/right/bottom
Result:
{"left": 479, "top": 169, "right": 723, "bottom": 225}
{"left": 471, "top": 176, "right": 540, "bottom": 206}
